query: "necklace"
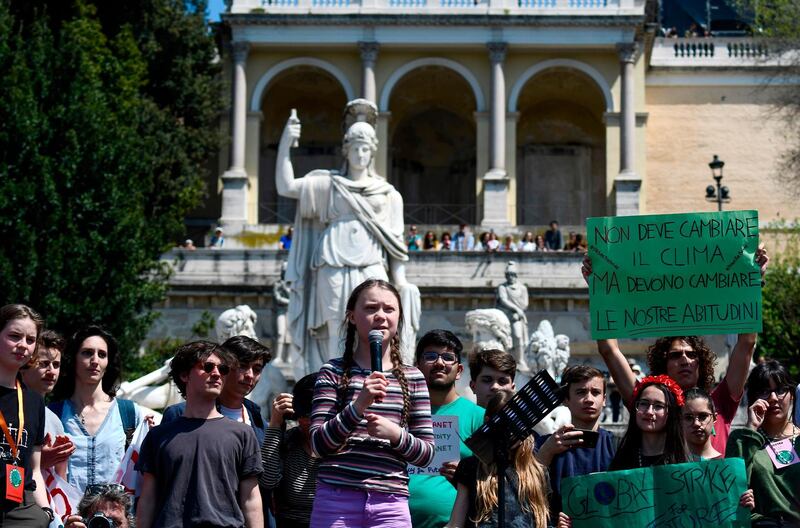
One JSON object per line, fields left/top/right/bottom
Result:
{"left": 765, "top": 423, "right": 797, "bottom": 443}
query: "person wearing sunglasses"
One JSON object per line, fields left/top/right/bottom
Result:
{"left": 581, "top": 245, "right": 770, "bottom": 455}
{"left": 162, "top": 336, "right": 274, "bottom": 525}
{"left": 49, "top": 326, "right": 149, "bottom": 496}
{"left": 136, "top": 341, "right": 263, "bottom": 528}
{"left": 726, "top": 360, "right": 799, "bottom": 527}
{"left": 408, "top": 330, "right": 485, "bottom": 528}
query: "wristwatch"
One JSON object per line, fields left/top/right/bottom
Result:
{"left": 41, "top": 506, "right": 55, "bottom": 522}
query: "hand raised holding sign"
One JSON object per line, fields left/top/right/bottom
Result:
{"left": 755, "top": 243, "right": 769, "bottom": 280}
{"left": 580, "top": 256, "right": 592, "bottom": 286}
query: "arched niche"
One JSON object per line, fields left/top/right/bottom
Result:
{"left": 387, "top": 66, "right": 478, "bottom": 225}
{"left": 515, "top": 67, "right": 607, "bottom": 227}
{"left": 258, "top": 66, "right": 348, "bottom": 223}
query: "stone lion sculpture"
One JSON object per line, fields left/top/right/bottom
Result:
{"left": 216, "top": 305, "right": 258, "bottom": 341}
{"left": 464, "top": 308, "right": 513, "bottom": 352}
{"left": 525, "top": 320, "right": 570, "bottom": 382}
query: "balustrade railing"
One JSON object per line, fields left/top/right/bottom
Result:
{"left": 652, "top": 37, "right": 777, "bottom": 66}
{"left": 236, "top": 0, "right": 637, "bottom": 14}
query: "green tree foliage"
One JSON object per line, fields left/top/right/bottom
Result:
{"left": 759, "top": 226, "right": 800, "bottom": 375}
{"left": 735, "top": 0, "right": 800, "bottom": 190}
{"left": 0, "top": 1, "right": 222, "bottom": 357}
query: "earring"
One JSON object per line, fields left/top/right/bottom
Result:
{"left": 711, "top": 424, "right": 716, "bottom": 437}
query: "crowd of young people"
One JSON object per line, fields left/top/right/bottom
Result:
{"left": 1, "top": 245, "right": 797, "bottom": 528}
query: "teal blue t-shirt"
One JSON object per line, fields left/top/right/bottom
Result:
{"left": 409, "top": 397, "right": 485, "bottom": 528}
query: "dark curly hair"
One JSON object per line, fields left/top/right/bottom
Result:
{"left": 646, "top": 336, "right": 716, "bottom": 391}
{"left": 53, "top": 326, "right": 122, "bottom": 400}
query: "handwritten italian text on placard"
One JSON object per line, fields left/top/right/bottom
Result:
{"left": 587, "top": 210, "right": 761, "bottom": 339}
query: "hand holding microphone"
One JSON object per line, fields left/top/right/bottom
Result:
{"left": 369, "top": 329, "right": 383, "bottom": 373}
{"left": 354, "top": 330, "right": 388, "bottom": 414}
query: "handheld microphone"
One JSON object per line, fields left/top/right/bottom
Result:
{"left": 368, "top": 330, "right": 383, "bottom": 373}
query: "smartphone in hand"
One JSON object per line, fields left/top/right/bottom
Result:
{"left": 574, "top": 429, "right": 600, "bottom": 448}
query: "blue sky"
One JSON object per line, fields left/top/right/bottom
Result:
{"left": 207, "top": 0, "right": 226, "bottom": 21}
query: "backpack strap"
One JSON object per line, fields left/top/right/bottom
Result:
{"left": 117, "top": 399, "right": 137, "bottom": 450}
{"left": 48, "top": 400, "right": 65, "bottom": 420}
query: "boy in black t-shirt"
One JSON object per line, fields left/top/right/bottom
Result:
{"left": 135, "top": 341, "right": 263, "bottom": 528}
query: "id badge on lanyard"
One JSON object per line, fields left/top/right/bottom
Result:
{"left": 767, "top": 437, "right": 800, "bottom": 469}
{"left": 0, "top": 382, "right": 25, "bottom": 503}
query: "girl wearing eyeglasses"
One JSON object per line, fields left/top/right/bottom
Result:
{"left": 49, "top": 326, "right": 148, "bottom": 496}
{"left": 681, "top": 388, "right": 722, "bottom": 460}
{"left": 726, "top": 360, "right": 799, "bottom": 527}
{"left": 309, "top": 278, "right": 434, "bottom": 528}
{"left": 609, "top": 375, "right": 689, "bottom": 471}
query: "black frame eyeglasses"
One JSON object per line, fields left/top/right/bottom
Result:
{"left": 420, "top": 351, "right": 458, "bottom": 364}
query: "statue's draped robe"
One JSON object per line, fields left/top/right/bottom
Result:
{"left": 286, "top": 171, "right": 420, "bottom": 372}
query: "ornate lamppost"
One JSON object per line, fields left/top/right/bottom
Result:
{"left": 705, "top": 154, "right": 730, "bottom": 211}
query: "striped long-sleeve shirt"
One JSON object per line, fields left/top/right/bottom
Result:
{"left": 310, "top": 357, "right": 435, "bottom": 495}
{"left": 260, "top": 427, "right": 318, "bottom": 523}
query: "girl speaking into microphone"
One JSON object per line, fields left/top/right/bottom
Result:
{"left": 309, "top": 279, "right": 434, "bottom": 528}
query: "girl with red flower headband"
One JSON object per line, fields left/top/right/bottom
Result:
{"left": 608, "top": 376, "right": 689, "bottom": 471}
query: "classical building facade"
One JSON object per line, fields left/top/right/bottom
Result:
{"left": 156, "top": 1, "right": 797, "bottom": 376}
{"left": 206, "top": 0, "right": 800, "bottom": 240}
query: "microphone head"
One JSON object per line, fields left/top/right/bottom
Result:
{"left": 368, "top": 330, "right": 384, "bottom": 344}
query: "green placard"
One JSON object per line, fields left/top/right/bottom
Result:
{"left": 587, "top": 210, "right": 761, "bottom": 339}
{"left": 562, "top": 458, "right": 751, "bottom": 527}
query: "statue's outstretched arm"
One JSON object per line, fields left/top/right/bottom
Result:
{"left": 276, "top": 112, "right": 303, "bottom": 199}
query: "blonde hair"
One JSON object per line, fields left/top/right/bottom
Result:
{"left": 474, "top": 390, "right": 550, "bottom": 527}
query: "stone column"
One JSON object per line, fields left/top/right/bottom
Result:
{"left": 615, "top": 42, "right": 641, "bottom": 216}
{"left": 221, "top": 41, "right": 251, "bottom": 228}
{"left": 481, "top": 42, "right": 511, "bottom": 227}
{"left": 359, "top": 41, "right": 380, "bottom": 104}
{"left": 488, "top": 42, "right": 507, "bottom": 176}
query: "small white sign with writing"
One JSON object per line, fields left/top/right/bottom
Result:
{"left": 408, "top": 415, "right": 460, "bottom": 475}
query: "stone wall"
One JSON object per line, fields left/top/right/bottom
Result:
{"left": 153, "top": 249, "right": 734, "bottom": 378}
{"left": 644, "top": 84, "right": 800, "bottom": 222}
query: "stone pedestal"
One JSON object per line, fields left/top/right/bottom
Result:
{"left": 614, "top": 172, "right": 642, "bottom": 217}
{"left": 481, "top": 168, "right": 511, "bottom": 228}
{"left": 220, "top": 168, "right": 248, "bottom": 230}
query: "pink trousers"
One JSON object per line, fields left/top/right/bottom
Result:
{"left": 310, "top": 481, "right": 412, "bottom": 528}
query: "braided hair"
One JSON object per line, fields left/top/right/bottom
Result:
{"left": 339, "top": 279, "right": 410, "bottom": 427}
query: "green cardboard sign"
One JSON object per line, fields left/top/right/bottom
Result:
{"left": 562, "top": 458, "right": 750, "bottom": 527}
{"left": 587, "top": 210, "right": 761, "bottom": 339}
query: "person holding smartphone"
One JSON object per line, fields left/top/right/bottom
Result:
{"left": 535, "top": 366, "right": 616, "bottom": 519}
